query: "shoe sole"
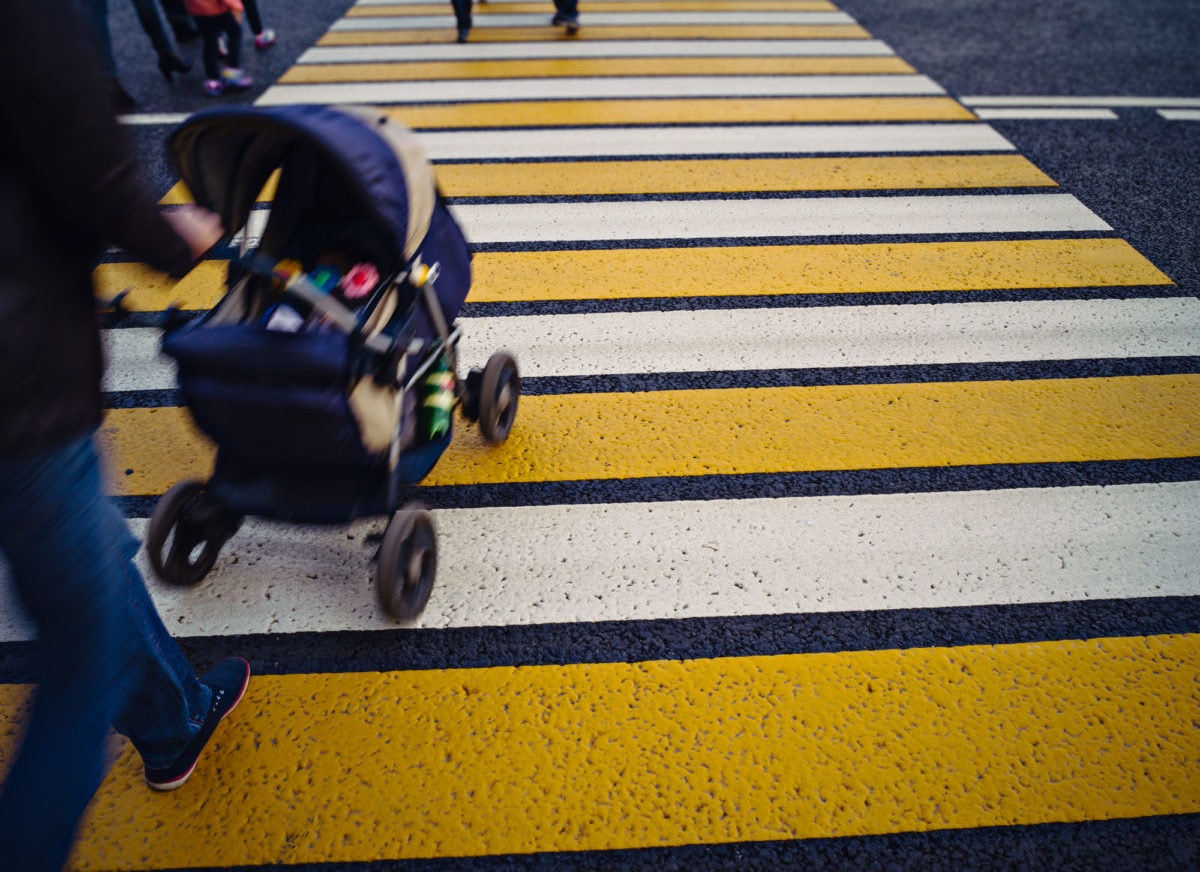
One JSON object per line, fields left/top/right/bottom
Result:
{"left": 146, "top": 660, "right": 250, "bottom": 791}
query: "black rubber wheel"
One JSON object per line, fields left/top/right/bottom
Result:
{"left": 146, "top": 479, "right": 236, "bottom": 587}
{"left": 460, "top": 368, "right": 483, "bottom": 422}
{"left": 375, "top": 505, "right": 437, "bottom": 621}
{"left": 478, "top": 351, "right": 520, "bottom": 444}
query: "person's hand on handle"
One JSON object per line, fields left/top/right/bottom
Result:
{"left": 162, "top": 205, "right": 225, "bottom": 262}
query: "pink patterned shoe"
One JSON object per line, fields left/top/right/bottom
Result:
{"left": 220, "top": 68, "right": 253, "bottom": 91}
{"left": 204, "top": 79, "right": 224, "bottom": 97}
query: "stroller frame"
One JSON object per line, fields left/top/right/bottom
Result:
{"left": 144, "top": 105, "right": 520, "bottom": 621}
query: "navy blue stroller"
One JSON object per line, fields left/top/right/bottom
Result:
{"left": 145, "top": 104, "right": 520, "bottom": 621}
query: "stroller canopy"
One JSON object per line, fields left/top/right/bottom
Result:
{"left": 169, "top": 104, "right": 438, "bottom": 274}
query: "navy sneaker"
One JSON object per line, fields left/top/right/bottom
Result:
{"left": 144, "top": 657, "right": 250, "bottom": 791}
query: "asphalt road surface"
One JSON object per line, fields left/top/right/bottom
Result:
{"left": 1, "top": 1, "right": 1198, "bottom": 869}
{"left": 837, "top": 0, "right": 1200, "bottom": 296}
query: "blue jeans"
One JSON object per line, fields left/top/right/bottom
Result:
{"left": 0, "top": 433, "right": 210, "bottom": 871}
{"left": 451, "top": 0, "right": 471, "bottom": 29}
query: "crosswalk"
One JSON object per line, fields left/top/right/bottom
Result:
{"left": 3, "top": 0, "right": 1199, "bottom": 868}
{"left": 962, "top": 95, "right": 1200, "bottom": 121}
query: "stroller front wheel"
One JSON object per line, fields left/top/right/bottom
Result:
{"left": 146, "top": 479, "right": 239, "bottom": 587}
{"left": 478, "top": 351, "right": 520, "bottom": 444}
{"left": 376, "top": 504, "right": 437, "bottom": 621}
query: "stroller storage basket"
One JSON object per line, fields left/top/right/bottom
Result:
{"left": 166, "top": 324, "right": 388, "bottom": 472}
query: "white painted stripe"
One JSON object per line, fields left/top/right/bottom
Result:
{"left": 117, "top": 113, "right": 190, "bottom": 126}
{"left": 450, "top": 193, "right": 1110, "bottom": 243}
{"left": 962, "top": 96, "right": 1200, "bottom": 108}
{"left": 3, "top": 483, "right": 1195, "bottom": 639}
{"left": 459, "top": 298, "right": 1200, "bottom": 377}
{"left": 102, "top": 329, "right": 174, "bottom": 393}
{"left": 416, "top": 123, "right": 1015, "bottom": 160}
{"left": 256, "top": 74, "right": 946, "bottom": 105}
{"left": 298, "top": 39, "right": 896, "bottom": 64}
{"left": 331, "top": 12, "right": 857, "bottom": 29}
{"left": 99, "top": 298, "right": 1200, "bottom": 392}
{"left": 1159, "top": 109, "right": 1200, "bottom": 121}
{"left": 223, "top": 193, "right": 1106, "bottom": 248}
{"left": 973, "top": 108, "right": 1118, "bottom": 121}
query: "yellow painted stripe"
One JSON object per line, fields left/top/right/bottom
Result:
{"left": 4, "top": 634, "right": 1189, "bottom": 867}
{"left": 93, "top": 260, "right": 228, "bottom": 311}
{"left": 468, "top": 238, "right": 1174, "bottom": 303}
{"left": 383, "top": 96, "right": 975, "bottom": 127}
{"left": 98, "top": 375, "right": 1200, "bottom": 495}
{"left": 158, "top": 171, "right": 278, "bottom": 208}
{"left": 317, "top": 25, "right": 871, "bottom": 44}
{"left": 95, "top": 239, "right": 1173, "bottom": 312}
{"left": 348, "top": 1, "right": 840, "bottom": 15}
{"left": 101, "top": 409, "right": 215, "bottom": 493}
{"left": 158, "top": 184, "right": 192, "bottom": 206}
{"left": 164, "top": 151, "right": 1037, "bottom": 206}
{"left": 433, "top": 154, "right": 1055, "bottom": 196}
{"left": 197, "top": 96, "right": 972, "bottom": 132}
{"left": 280, "top": 55, "right": 914, "bottom": 83}
{"left": 427, "top": 374, "right": 1200, "bottom": 485}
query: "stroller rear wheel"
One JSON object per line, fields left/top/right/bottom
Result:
{"left": 146, "top": 479, "right": 241, "bottom": 587}
{"left": 376, "top": 504, "right": 437, "bottom": 621}
{"left": 478, "top": 351, "right": 520, "bottom": 444}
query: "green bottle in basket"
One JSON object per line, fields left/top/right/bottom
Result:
{"left": 419, "top": 354, "right": 456, "bottom": 442}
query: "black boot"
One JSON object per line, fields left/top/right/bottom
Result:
{"left": 158, "top": 52, "right": 193, "bottom": 83}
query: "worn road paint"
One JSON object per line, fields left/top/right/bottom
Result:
{"left": 2, "top": 635, "right": 1192, "bottom": 868}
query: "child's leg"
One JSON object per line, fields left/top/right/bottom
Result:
{"left": 219, "top": 11, "right": 243, "bottom": 69}
{"left": 243, "top": 0, "right": 264, "bottom": 36}
{"left": 193, "top": 15, "right": 224, "bottom": 79}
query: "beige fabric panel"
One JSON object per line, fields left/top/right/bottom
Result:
{"left": 349, "top": 286, "right": 406, "bottom": 456}
{"left": 349, "top": 377, "right": 401, "bottom": 454}
{"left": 338, "top": 105, "right": 437, "bottom": 262}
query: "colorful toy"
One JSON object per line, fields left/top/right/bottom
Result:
{"left": 341, "top": 262, "right": 379, "bottom": 300}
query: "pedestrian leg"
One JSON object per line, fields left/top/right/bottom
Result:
{"left": 0, "top": 436, "right": 147, "bottom": 871}
{"left": 451, "top": 0, "right": 472, "bottom": 42}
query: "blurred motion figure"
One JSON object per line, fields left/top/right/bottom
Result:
{"left": 182, "top": 0, "right": 254, "bottom": 96}
{"left": 0, "top": 2, "right": 249, "bottom": 869}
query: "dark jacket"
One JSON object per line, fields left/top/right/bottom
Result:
{"left": 0, "top": 0, "right": 195, "bottom": 453}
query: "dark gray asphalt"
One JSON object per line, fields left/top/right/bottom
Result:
{"left": 108, "top": 0, "right": 354, "bottom": 194}
{"left": 837, "top": 0, "right": 1200, "bottom": 294}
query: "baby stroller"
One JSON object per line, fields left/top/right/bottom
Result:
{"left": 146, "top": 104, "right": 520, "bottom": 621}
